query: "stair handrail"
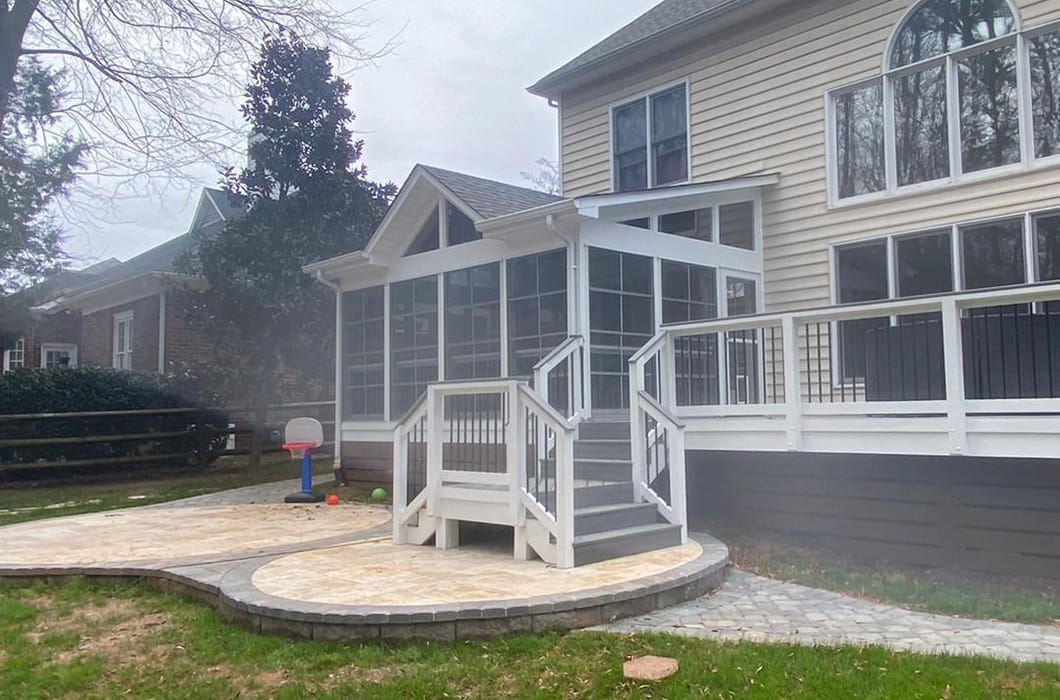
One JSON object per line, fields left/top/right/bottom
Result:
{"left": 532, "top": 335, "right": 586, "bottom": 423}
{"left": 628, "top": 330, "right": 687, "bottom": 543}
{"left": 516, "top": 382, "right": 577, "bottom": 568}
{"left": 392, "top": 390, "right": 432, "bottom": 542}
{"left": 635, "top": 389, "right": 687, "bottom": 542}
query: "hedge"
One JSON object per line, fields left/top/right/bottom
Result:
{"left": 0, "top": 367, "right": 230, "bottom": 470}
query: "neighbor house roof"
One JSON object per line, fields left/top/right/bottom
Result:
{"left": 421, "top": 166, "right": 563, "bottom": 219}
{"left": 529, "top": 0, "right": 760, "bottom": 97}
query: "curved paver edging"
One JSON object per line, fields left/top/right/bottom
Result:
{"left": 213, "top": 533, "right": 729, "bottom": 642}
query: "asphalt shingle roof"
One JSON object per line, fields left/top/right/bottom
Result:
{"left": 530, "top": 0, "right": 748, "bottom": 95}
{"left": 422, "top": 166, "right": 563, "bottom": 219}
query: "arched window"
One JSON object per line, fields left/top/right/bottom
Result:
{"left": 890, "top": 0, "right": 1017, "bottom": 68}
{"left": 826, "top": 0, "right": 1060, "bottom": 202}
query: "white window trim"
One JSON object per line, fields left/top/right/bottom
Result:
{"left": 3, "top": 337, "right": 25, "bottom": 372}
{"left": 40, "top": 343, "right": 78, "bottom": 368}
{"left": 113, "top": 310, "right": 134, "bottom": 370}
{"left": 825, "top": 14, "right": 1060, "bottom": 209}
{"left": 609, "top": 79, "right": 692, "bottom": 193}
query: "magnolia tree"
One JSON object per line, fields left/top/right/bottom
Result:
{"left": 178, "top": 33, "right": 394, "bottom": 465}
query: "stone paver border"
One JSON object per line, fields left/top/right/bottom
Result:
{"left": 0, "top": 527, "right": 729, "bottom": 643}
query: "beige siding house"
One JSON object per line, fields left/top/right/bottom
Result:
{"left": 309, "top": 0, "right": 1060, "bottom": 575}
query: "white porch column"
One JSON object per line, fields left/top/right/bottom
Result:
{"left": 157, "top": 290, "right": 166, "bottom": 374}
{"left": 941, "top": 298, "right": 968, "bottom": 455}
{"left": 333, "top": 288, "right": 344, "bottom": 470}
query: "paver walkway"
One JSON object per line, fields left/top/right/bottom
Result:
{"left": 599, "top": 570, "right": 1060, "bottom": 664}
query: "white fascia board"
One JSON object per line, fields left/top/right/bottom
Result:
{"left": 361, "top": 166, "right": 435, "bottom": 258}
{"left": 476, "top": 200, "right": 577, "bottom": 235}
{"left": 574, "top": 174, "right": 781, "bottom": 219}
{"left": 302, "top": 250, "right": 372, "bottom": 277}
{"left": 52, "top": 273, "right": 168, "bottom": 315}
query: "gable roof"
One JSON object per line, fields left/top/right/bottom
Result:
{"left": 420, "top": 166, "right": 563, "bottom": 219}
{"left": 203, "top": 187, "right": 246, "bottom": 221}
{"left": 529, "top": 0, "right": 759, "bottom": 97}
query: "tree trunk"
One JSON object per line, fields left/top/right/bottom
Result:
{"left": 0, "top": 0, "right": 39, "bottom": 123}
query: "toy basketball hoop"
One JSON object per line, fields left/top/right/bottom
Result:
{"left": 283, "top": 417, "right": 325, "bottom": 504}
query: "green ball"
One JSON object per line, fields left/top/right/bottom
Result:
{"left": 371, "top": 487, "right": 388, "bottom": 502}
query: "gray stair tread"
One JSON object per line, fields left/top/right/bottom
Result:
{"left": 573, "top": 522, "right": 680, "bottom": 545}
{"left": 574, "top": 502, "right": 655, "bottom": 516}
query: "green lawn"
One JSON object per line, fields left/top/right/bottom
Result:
{"left": 720, "top": 528, "right": 1060, "bottom": 626}
{"left": 0, "top": 578, "right": 1056, "bottom": 699}
{"left": 0, "top": 456, "right": 342, "bottom": 527}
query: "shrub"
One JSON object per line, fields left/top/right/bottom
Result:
{"left": 0, "top": 367, "right": 229, "bottom": 470}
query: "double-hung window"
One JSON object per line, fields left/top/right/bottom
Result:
{"left": 113, "top": 311, "right": 133, "bottom": 370}
{"left": 826, "top": 0, "right": 1060, "bottom": 203}
{"left": 42, "top": 343, "right": 77, "bottom": 368}
{"left": 2, "top": 338, "right": 25, "bottom": 372}
{"left": 612, "top": 84, "right": 688, "bottom": 192}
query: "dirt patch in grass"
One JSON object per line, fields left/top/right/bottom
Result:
{"left": 28, "top": 597, "right": 169, "bottom": 665}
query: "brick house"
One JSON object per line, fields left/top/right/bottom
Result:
{"left": 29, "top": 188, "right": 240, "bottom": 375}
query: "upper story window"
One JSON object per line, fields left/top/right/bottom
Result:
{"left": 612, "top": 84, "right": 688, "bottom": 192}
{"left": 2, "top": 338, "right": 25, "bottom": 372}
{"left": 617, "top": 199, "right": 758, "bottom": 251}
{"left": 826, "top": 1, "right": 1060, "bottom": 203}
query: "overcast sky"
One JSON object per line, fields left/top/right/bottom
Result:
{"left": 64, "top": 0, "right": 655, "bottom": 267}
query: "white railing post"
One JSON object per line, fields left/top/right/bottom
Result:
{"left": 782, "top": 315, "right": 803, "bottom": 451}
{"left": 940, "top": 298, "right": 968, "bottom": 455}
{"left": 661, "top": 332, "right": 676, "bottom": 410}
{"left": 555, "top": 420, "right": 575, "bottom": 569}
{"left": 507, "top": 383, "right": 524, "bottom": 525}
{"left": 425, "top": 385, "right": 443, "bottom": 515}
{"left": 392, "top": 426, "right": 408, "bottom": 543}
{"left": 629, "top": 355, "right": 647, "bottom": 490}
{"left": 671, "top": 424, "right": 687, "bottom": 543}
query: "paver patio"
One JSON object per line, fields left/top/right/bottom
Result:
{"left": 0, "top": 478, "right": 1056, "bottom": 660}
{"left": 598, "top": 570, "right": 1060, "bottom": 664}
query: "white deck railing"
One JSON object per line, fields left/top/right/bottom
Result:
{"left": 634, "top": 282, "right": 1060, "bottom": 458}
{"left": 392, "top": 379, "right": 577, "bottom": 567}
{"left": 533, "top": 335, "right": 586, "bottom": 423}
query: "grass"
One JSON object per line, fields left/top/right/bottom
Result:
{"left": 718, "top": 528, "right": 1060, "bottom": 626}
{"left": 0, "top": 578, "right": 1056, "bottom": 699}
{"left": 0, "top": 455, "right": 344, "bottom": 527}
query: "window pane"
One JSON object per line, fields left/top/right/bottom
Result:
{"left": 659, "top": 208, "right": 712, "bottom": 241}
{"left": 726, "top": 278, "right": 757, "bottom": 317}
{"left": 1037, "top": 212, "right": 1060, "bottom": 281}
{"left": 614, "top": 100, "right": 647, "bottom": 192}
{"left": 895, "top": 64, "right": 951, "bottom": 186}
{"left": 405, "top": 209, "right": 440, "bottom": 256}
{"left": 962, "top": 219, "right": 1026, "bottom": 289}
{"left": 342, "top": 286, "right": 386, "bottom": 419}
{"left": 390, "top": 276, "right": 438, "bottom": 418}
{"left": 1031, "top": 31, "right": 1060, "bottom": 158}
{"left": 960, "top": 43, "right": 1020, "bottom": 173}
{"left": 837, "top": 242, "right": 889, "bottom": 303}
{"left": 719, "top": 202, "right": 754, "bottom": 250}
{"left": 651, "top": 85, "right": 688, "bottom": 185}
{"left": 446, "top": 203, "right": 480, "bottom": 246}
{"left": 835, "top": 81, "right": 885, "bottom": 198}
{"left": 661, "top": 260, "right": 717, "bottom": 323}
{"left": 890, "top": 0, "right": 1016, "bottom": 68}
{"left": 620, "top": 218, "right": 651, "bottom": 230}
{"left": 445, "top": 263, "right": 501, "bottom": 381}
{"left": 507, "top": 250, "right": 568, "bottom": 377}
{"left": 896, "top": 230, "right": 953, "bottom": 297}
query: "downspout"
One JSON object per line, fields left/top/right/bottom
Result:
{"left": 546, "top": 214, "right": 579, "bottom": 334}
{"left": 157, "top": 290, "right": 167, "bottom": 374}
{"left": 316, "top": 270, "right": 346, "bottom": 478}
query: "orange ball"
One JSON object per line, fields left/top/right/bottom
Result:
{"left": 326, "top": 494, "right": 340, "bottom": 506}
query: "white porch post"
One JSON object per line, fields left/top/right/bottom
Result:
{"left": 941, "top": 298, "right": 968, "bottom": 455}
{"left": 333, "top": 288, "right": 344, "bottom": 470}
{"left": 782, "top": 315, "right": 803, "bottom": 451}
{"left": 157, "top": 290, "right": 167, "bottom": 373}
